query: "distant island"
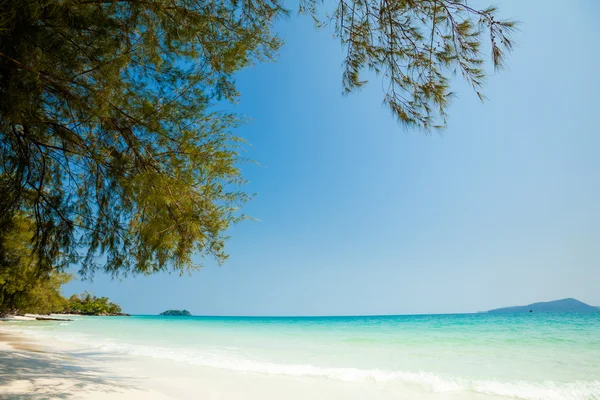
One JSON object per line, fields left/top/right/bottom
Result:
{"left": 486, "top": 298, "right": 600, "bottom": 314}
{"left": 160, "top": 309, "right": 192, "bottom": 316}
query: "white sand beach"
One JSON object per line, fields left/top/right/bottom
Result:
{"left": 0, "top": 324, "right": 397, "bottom": 400}
{"left": 2, "top": 316, "right": 597, "bottom": 400}
{"left": 0, "top": 329, "right": 174, "bottom": 399}
{"left": 0, "top": 323, "right": 485, "bottom": 400}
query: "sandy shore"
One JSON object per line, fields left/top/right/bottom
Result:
{"left": 0, "top": 324, "right": 361, "bottom": 400}
{"left": 0, "top": 324, "right": 411, "bottom": 400}
{"left": 0, "top": 322, "right": 508, "bottom": 400}
{"left": 0, "top": 328, "right": 174, "bottom": 399}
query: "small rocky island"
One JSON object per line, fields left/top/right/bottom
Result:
{"left": 159, "top": 309, "right": 192, "bottom": 316}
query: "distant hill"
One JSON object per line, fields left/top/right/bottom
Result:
{"left": 487, "top": 298, "right": 599, "bottom": 314}
{"left": 159, "top": 309, "right": 192, "bottom": 316}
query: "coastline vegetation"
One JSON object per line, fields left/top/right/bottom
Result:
{"left": 0, "top": 213, "right": 124, "bottom": 316}
{"left": 65, "top": 293, "right": 125, "bottom": 316}
{"left": 0, "top": 213, "right": 70, "bottom": 315}
{"left": 0, "top": 286, "right": 126, "bottom": 317}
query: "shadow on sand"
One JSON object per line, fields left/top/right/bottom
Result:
{"left": 0, "top": 341, "right": 140, "bottom": 399}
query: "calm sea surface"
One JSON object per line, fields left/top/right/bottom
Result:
{"left": 3, "top": 313, "right": 600, "bottom": 399}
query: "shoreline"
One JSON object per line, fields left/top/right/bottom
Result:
{"left": 0, "top": 323, "right": 469, "bottom": 400}
{"left": 2, "top": 315, "right": 598, "bottom": 400}
{"left": 1, "top": 312, "right": 130, "bottom": 321}
{"left": 0, "top": 326, "right": 443, "bottom": 400}
{"left": 1, "top": 325, "right": 393, "bottom": 400}
{"left": 0, "top": 325, "right": 173, "bottom": 399}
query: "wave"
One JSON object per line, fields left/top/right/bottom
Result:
{"left": 4, "top": 326, "right": 600, "bottom": 400}
{"left": 82, "top": 341, "right": 600, "bottom": 400}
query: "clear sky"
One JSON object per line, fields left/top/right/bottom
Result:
{"left": 65, "top": 0, "right": 600, "bottom": 315}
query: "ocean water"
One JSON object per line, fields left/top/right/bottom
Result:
{"left": 2, "top": 313, "right": 600, "bottom": 399}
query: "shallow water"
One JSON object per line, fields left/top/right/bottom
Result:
{"left": 3, "top": 313, "right": 600, "bottom": 399}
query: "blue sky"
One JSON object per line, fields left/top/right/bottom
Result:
{"left": 65, "top": 0, "right": 600, "bottom": 315}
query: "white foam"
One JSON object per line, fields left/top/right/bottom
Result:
{"left": 4, "top": 326, "right": 600, "bottom": 400}
{"left": 73, "top": 340, "right": 600, "bottom": 400}
{"left": 472, "top": 380, "right": 600, "bottom": 400}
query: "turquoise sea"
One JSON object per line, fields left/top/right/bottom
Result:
{"left": 3, "top": 313, "right": 600, "bottom": 399}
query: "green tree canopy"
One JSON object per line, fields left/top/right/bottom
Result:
{"left": 67, "top": 292, "right": 123, "bottom": 315}
{"left": 0, "top": 0, "right": 514, "bottom": 278}
{"left": 306, "top": 0, "right": 516, "bottom": 129}
{"left": 0, "top": 213, "right": 70, "bottom": 314}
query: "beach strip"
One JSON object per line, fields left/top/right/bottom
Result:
{"left": 0, "top": 327, "right": 173, "bottom": 399}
